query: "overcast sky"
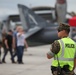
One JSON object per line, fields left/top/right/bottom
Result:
{"left": 0, "top": 0, "right": 76, "bottom": 21}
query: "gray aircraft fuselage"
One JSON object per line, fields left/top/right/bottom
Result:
{"left": 18, "top": 4, "right": 60, "bottom": 46}
{"left": 26, "top": 25, "right": 59, "bottom": 45}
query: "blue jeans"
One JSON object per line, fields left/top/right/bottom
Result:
{"left": 2, "top": 47, "right": 14, "bottom": 62}
{"left": 12, "top": 47, "right": 17, "bottom": 61}
{"left": 17, "top": 46, "right": 24, "bottom": 63}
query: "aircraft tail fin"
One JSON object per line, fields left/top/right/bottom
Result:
{"left": 18, "top": 4, "right": 48, "bottom": 31}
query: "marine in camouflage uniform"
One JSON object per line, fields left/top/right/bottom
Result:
{"left": 47, "top": 23, "right": 76, "bottom": 75}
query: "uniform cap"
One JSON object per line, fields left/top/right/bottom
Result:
{"left": 57, "top": 23, "right": 70, "bottom": 33}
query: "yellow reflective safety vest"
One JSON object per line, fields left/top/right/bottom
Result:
{"left": 52, "top": 37, "right": 76, "bottom": 71}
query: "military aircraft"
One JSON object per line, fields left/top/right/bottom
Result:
{"left": 0, "top": 0, "right": 67, "bottom": 46}
{"left": 17, "top": 4, "right": 59, "bottom": 46}
{"left": 18, "top": 4, "right": 76, "bottom": 46}
{"left": 0, "top": 0, "right": 76, "bottom": 46}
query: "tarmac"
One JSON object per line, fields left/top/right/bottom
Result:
{"left": 0, "top": 45, "right": 76, "bottom": 75}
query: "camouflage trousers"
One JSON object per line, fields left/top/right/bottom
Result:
{"left": 52, "top": 70, "right": 75, "bottom": 75}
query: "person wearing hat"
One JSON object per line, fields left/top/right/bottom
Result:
{"left": 47, "top": 23, "right": 76, "bottom": 75}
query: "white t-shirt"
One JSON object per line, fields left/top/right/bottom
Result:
{"left": 17, "top": 33, "right": 25, "bottom": 46}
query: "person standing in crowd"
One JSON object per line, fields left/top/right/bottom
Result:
{"left": 47, "top": 23, "right": 76, "bottom": 75}
{"left": 17, "top": 27, "right": 28, "bottom": 64}
{"left": 0, "top": 41, "right": 2, "bottom": 64}
{"left": 1, "top": 29, "right": 7, "bottom": 60}
{"left": 12, "top": 26, "right": 24, "bottom": 62}
{"left": 2, "top": 30, "right": 15, "bottom": 63}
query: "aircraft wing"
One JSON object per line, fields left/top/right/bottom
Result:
{"left": 24, "top": 26, "right": 42, "bottom": 39}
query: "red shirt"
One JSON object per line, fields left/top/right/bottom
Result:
{"left": 57, "top": 0, "right": 66, "bottom": 4}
